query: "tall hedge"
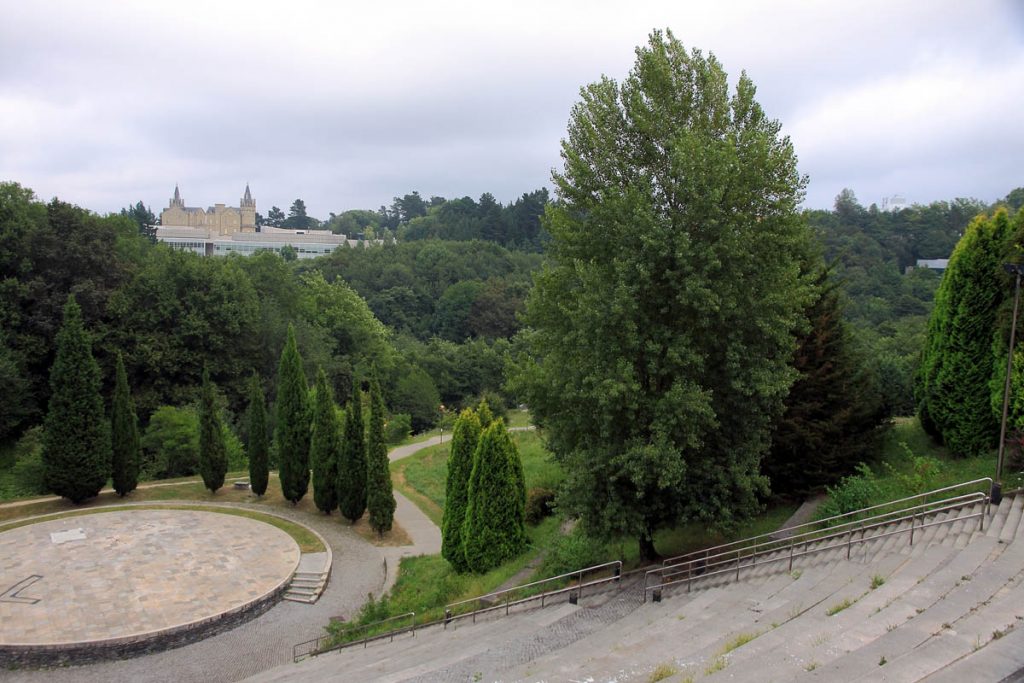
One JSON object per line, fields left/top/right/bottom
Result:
{"left": 917, "top": 211, "right": 1010, "bottom": 456}
{"left": 441, "top": 408, "right": 482, "bottom": 571}
{"left": 246, "top": 371, "right": 270, "bottom": 496}
{"left": 110, "top": 351, "right": 139, "bottom": 497}
{"left": 42, "top": 294, "right": 110, "bottom": 504}
{"left": 462, "top": 419, "right": 526, "bottom": 573}
{"left": 310, "top": 368, "right": 340, "bottom": 514}
{"left": 198, "top": 367, "right": 228, "bottom": 493}
{"left": 339, "top": 382, "right": 367, "bottom": 523}
{"left": 276, "top": 324, "right": 311, "bottom": 504}
{"left": 366, "top": 371, "right": 396, "bottom": 535}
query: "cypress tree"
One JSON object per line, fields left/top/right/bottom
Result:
{"left": 918, "top": 211, "right": 1010, "bottom": 456}
{"left": 366, "top": 370, "right": 396, "bottom": 535}
{"left": 110, "top": 351, "right": 139, "bottom": 497}
{"left": 310, "top": 368, "right": 340, "bottom": 514}
{"left": 338, "top": 382, "right": 367, "bottom": 522}
{"left": 246, "top": 371, "right": 270, "bottom": 496}
{"left": 463, "top": 420, "right": 527, "bottom": 573}
{"left": 441, "top": 408, "right": 482, "bottom": 571}
{"left": 43, "top": 294, "right": 109, "bottom": 504}
{"left": 276, "top": 324, "right": 311, "bottom": 504}
{"left": 198, "top": 367, "right": 228, "bottom": 493}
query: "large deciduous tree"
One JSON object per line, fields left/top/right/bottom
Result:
{"left": 310, "top": 368, "right": 340, "bottom": 514}
{"left": 198, "top": 367, "right": 228, "bottom": 493}
{"left": 441, "top": 408, "right": 482, "bottom": 571}
{"left": 338, "top": 382, "right": 367, "bottom": 523}
{"left": 42, "top": 295, "right": 110, "bottom": 503}
{"left": 246, "top": 371, "right": 270, "bottom": 496}
{"left": 110, "top": 351, "right": 140, "bottom": 497}
{"left": 366, "top": 370, "right": 396, "bottom": 535}
{"left": 512, "top": 30, "right": 811, "bottom": 560}
{"left": 276, "top": 324, "right": 311, "bottom": 504}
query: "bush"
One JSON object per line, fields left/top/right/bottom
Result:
{"left": 8, "top": 427, "right": 47, "bottom": 496}
{"left": 525, "top": 487, "right": 556, "bottom": 525}
{"left": 817, "top": 463, "right": 882, "bottom": 521}
{"left": 538, "top": 526, "right": 612, "bottom": 578}
{"left": 385, "top": 413, "right": 412, "bottom": 445}
{"left": 464, "top": 390, "right": 509, "bottom": 424}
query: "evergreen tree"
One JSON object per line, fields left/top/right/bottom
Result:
{"left": 366, "top": 370, "right": 396, "bottom": 535}
{"left": 198, "top": 367, "right": 228, "bottom": 492}
{"left": 310, "top": 368, "right": 340, "bottom": 514}
{"left": 476, "top": 398, "right": 495, "bottom": 427}
{"left": 917, "top": 211, "right": 1011, "bottom": 456}
{"left": 463, "top": 419, "right": 527, "bottom": 573}
{"left": 276, "top": 324, "right": 311, "bottom": 504}
{"left": 42, "top": 294, "right": 110, "bottom": 503}
{"left": 763, "top": 268, "right": 888, "bottom": 496}
{"left": 338, "top": 382, "right": 368, "bottom": 523}
{"left": 246, "top": 371, "right": 270, "bottom": 496}
{"left": 110, "top": 351, "right": 139, "bottom": 497}
{"left": 441, "top": 408, "right": 482, "bottom": 571}
{"left": 510, "top": 31, "right": 811, "bottom": 559}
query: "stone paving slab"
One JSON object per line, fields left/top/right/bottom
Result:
{"left": 0, "top": 509, "right": 299, "bottom": 648}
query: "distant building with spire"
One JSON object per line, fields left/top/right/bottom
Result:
{"left": 160, "top": 184, "right": 257, "bottom": 235}
{"left": 156, "top": 184, "right": 358, "bottom": 259}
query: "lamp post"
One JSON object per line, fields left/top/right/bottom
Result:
{"left": 994, "top": 263, "right": 1024, "bottom": 504}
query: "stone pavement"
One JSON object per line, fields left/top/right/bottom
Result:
{"left": 0, "top": 510, "right": 297, "bottom": 648}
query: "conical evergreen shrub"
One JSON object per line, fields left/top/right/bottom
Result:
{"left": 339, "top": 382, "right": 367, "bottom": 523}
{"left": 276, "top": 325, "right": 310, "bottom": 504}
{"left": 110, "top": 351, "right": 139, "bottom": 497}
{"left": 366, "top": 371, "right": 396, "bottom": 535}
{"left": 42, "top": 294, "right": 109, "bottom": 504}
{"left": 198, "top": 367, "right": 228, "bottom": 493}
{"left": 246, "top": 371, "right": 270, "bottom": 496}
{"left": 441, "top": 408, "right": 482, "bottom": 571}
{"left": 311, "top": 368, "right": 340, "bottom": 514}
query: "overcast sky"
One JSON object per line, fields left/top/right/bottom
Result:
{"left": 1, "top": 1, "right": 1022, "bottom": 218}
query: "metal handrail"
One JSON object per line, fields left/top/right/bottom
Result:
{"left": 293, "top": 611, "right": 416, "bottom": 662}
{"left": 661, "top": 477, "right": 993, "bottom": 568}
{"left": 659, "top": 491, "right": 987, "bottom": 577}
{"left": 443, "top": 560, "right": 622, "bottom": 627}
{"left": 644, "top": 486, "right": 990, "bottom": 601}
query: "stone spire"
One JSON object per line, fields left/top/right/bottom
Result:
{"left": 171, "top": 184, "right": 184, "bottom": 208}
{"left": 241, "top": 183, "right": 254, "bottom": 208}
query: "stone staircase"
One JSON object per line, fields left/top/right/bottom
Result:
{"left": 283, "top": 552, "right": 330, "bottom": 604}
{"left": 248, "top": 491, "right": 1024, "bottom": 682}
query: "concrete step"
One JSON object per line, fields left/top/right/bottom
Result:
{"left": 999, "top": 492, "right": 1024, "bottom": 544}
{"left": 985, "top": 496, "right": 1013, "bottom": 539}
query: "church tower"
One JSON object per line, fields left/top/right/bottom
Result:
{"left": 170, "top": 184, "right": 185, "bottom": 209}
{"left": 240, "top": 184, "right": 256, "bottom": 232}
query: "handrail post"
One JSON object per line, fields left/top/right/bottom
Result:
{"left": 736, "top": 554, "right": 740, "bottom": 581}
{"left": 847, "top": 528, "right": 852, "bottom": 560}
{"left": 642, "top": 572, "right": 648, "bottom": 604}
{"left": 579, "top": 569, "right": 584, "bottom": 600}
{"left": 910, "top": 512, "right": 915, "bottom": 546}
{"left": 789, "top": 541, "right": 794, "bottom": 572}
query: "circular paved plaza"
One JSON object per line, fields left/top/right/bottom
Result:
{"left": 0, "top": 509, "right": 299, "bottom": 654}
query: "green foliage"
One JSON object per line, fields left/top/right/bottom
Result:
{"left": 366, "top": 371, "right": 396, "bottom": 534}
{"left": 764, "top": 267, "right": 889, "bottom": 496}
{"left": 918, "top": 210, "right": 1014, "bottom": 456}
{"left": 525, "top": 487, "right": 557, "bottom": 525}
{"left": 538, "top": 526, "right": 614, "bottom": 578}
{"left": 246, "top": 372, "right": 270, "bottom": 496}
{"left": 390, "top": 365, "right": 440, "bottom": 433}
{"left": 513, "top": 31, "right": 810, "bottom": 559}
{"left": 817, "top": 463, "right": 882, "bottom": 519}
{"left": 441, "top": 408, "right": 482, "bottom": 571}
{"left": 476, "top": 399, "right": 495, "bottom": 427}
{"left": 463, "top": 420, "right": 527, "bottom": 573}
{"left": 42, "top": 295, "right": 110, "bottom": 504}
{"left": 310, "top": 368, "right": 340, "bottom": 514}
{"left": 141, "top": 405, "right": 199, "bottom": 478}
{"left": 384, "top": 413, "right": 412, "bottom": 445}
{"left": 339, "top": 384, "right": 368, "bottom": 522}
{"left": 198, "top": 368, "right": 228, "bottom": 493}
{"left": 3, "top": 427, "right": 47, "bottom": 497}
{"left": 110, "top": 352, "right": 140, "bottom": 497}
{"left": 276, "top": 325, "right": 311, "bottom": 504}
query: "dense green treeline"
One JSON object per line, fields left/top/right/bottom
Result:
{"left": 0, "top": 182, "right": 525, "bottom": 459}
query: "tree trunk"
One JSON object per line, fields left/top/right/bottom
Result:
{"left": 638, "top": 530, "right": 659, "bottom": 563}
